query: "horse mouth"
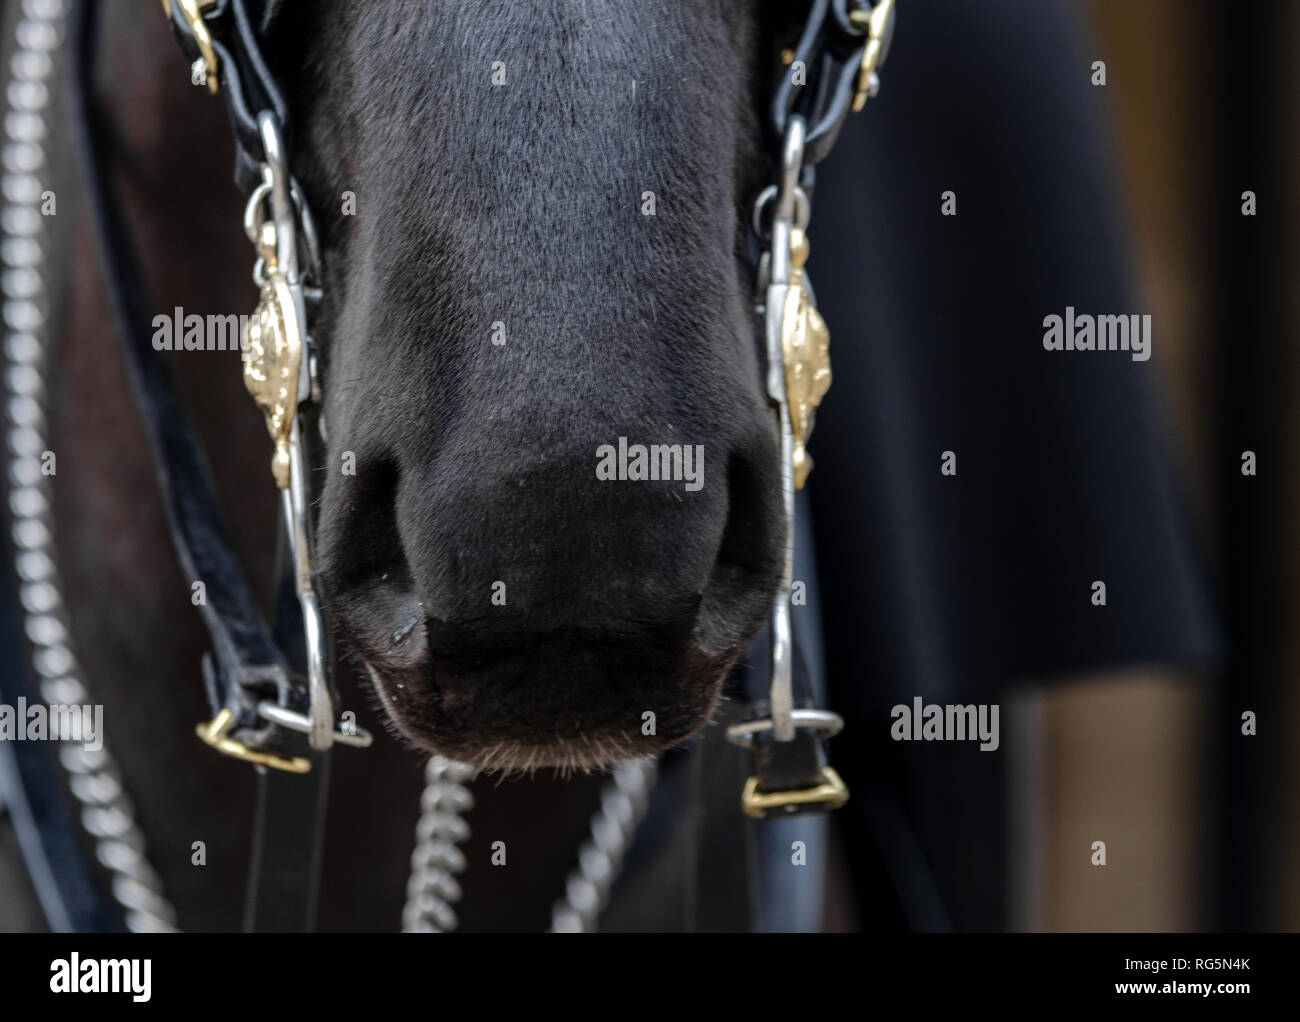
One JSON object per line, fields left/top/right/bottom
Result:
{"left": 320, "top": 459, "right": 781, "bottom": 772}
{"left": 363, "top": 661, "right": 675, "bottom": 774}
{"left": 340, "top": 606, "right": 744, "bottom": 774}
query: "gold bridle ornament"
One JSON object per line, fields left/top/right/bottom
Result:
{"left": 161, "top": 0, "right": 220, "bottom": 93}
{"left": 781, "top": 226, "right": 832, "bottom": 490}
{"left": 242, "top": 217, "right": 302, "bottom": 490}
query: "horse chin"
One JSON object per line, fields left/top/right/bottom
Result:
{"left": 357, "top": 648, "right": 736, "bottom": 777}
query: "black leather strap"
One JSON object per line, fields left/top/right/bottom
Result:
{"left": 239, "top": 527, "right": 332, "bottom": 932}
{"left": 772, "top": 0, "right": 874, "bottom": 167}
{"left": 164, "top": 0, "right": 289, "bottom": 193}
{"left": 243, "top": 754, "right": 331, "bottom": 932}
{"left": 738, "top": 622, "right": 836, "bottom": 804}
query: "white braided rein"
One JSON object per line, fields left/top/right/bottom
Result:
{"left": 2, "top": 0, "right": 179, "bottom": 933}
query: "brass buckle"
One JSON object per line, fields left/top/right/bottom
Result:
{"left": 162, "top": 0, "right": 220, "bottom": 94}
{"left": 740, "top": 766, "right": 849, "bottom": 819}
{"left": 196, "top": 707, "right": 311, "bottom": 773}
{"left": 849, "top": 0, "right": 896, "bottom": 113}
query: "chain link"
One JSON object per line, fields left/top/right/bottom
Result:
{"left": 549, "top": 758, "right": 659, "bottom": 933}
{"left": 400, "top": 756, "right": 475, "bottom": 932}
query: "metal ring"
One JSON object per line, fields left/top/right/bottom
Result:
{"left": 244, "top": 173, "right": 320, "bottom": 287}
{"left": 751, "top": 185, "right": 810, "bottom": 241}
{"left": 724, "top": 709, "right": 845, "bottom": 747}
{"left": 257, "top": 701, "right": 374, "bottom": 748}
{"left": 242, "top": 177, "right": 273, "bottom": 246}
{"left": 257, "top": 112, "right": 301, "bottom": 284}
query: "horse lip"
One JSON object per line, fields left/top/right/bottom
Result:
{"left": 352, "top": 636, "right": 738, "bottom": 770}
{"left": 326, "top": 579, "right": 431, "bottom": 676}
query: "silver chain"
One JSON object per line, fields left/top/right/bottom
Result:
{"left": 2, "top": 0, "right": 179, "bottom": 933}
{"left": 549, "top": 757, "right": 657, "bottom": 932}
{"left": 400, "top": 756, "right": 475, "bottom": 932}
{"left": 399, "top": 755, "right": 658, "bottom": 933}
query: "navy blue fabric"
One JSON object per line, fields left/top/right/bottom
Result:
{"left": 806, "top": 0, "right": 1220, "bottom": 929}
{"left": 756, "top": 489, "right": 830, "bottom": 932}
{"left": 0, "top": 540, "right": 122, "bottom": 932}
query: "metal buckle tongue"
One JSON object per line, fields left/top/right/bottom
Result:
{"left": 727, "top": 114, "right": 847, "bottom": 818}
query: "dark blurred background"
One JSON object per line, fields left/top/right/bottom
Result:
{"left": 1075, "top": 0, "right": 1299, "bottom": 933}
{"left": 803, "top": 0, "right": 1300, "bottom": 931}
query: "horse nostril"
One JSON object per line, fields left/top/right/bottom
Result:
{"left": 329, "top": 572, "right": 429, "bottom": 674}
{"left": 316, "top": 453, "right": 403, "bottom": 593}
{"left": 693, "top": 438, "right": 785, "bottom": 655}
{"left": 391, "top": 612, "right": 421, "bottom": 647}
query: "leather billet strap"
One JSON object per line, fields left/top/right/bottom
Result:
{"left": 163, "top": 0, "right": 288, "bottom": 193}
{"left": 771, "top": 0, "right": 895, "bottom": 167}
{"left": 243, "top": 751, "right": 331, "bottom": 931}
{"left": 732, "top": 626, "right": 847, "bottom": 821}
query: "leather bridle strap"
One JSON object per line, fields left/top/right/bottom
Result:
{"left": 68, "top": 0, "right": 348, "bottom": 931}
{"left": 732, "top": 619, "right": 843, "bottom": 818}
{"left": 165, "top": 0, "right": 289, "bottom": 195}
{"left": 726, "top": 0, "right": 895, "bottom": 819}
{"left": 771, "top": 0, "right": 891, "bottom": 167}
{"left": 69, "top": 0, "right": 315, "bottom": 773}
